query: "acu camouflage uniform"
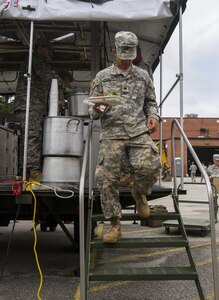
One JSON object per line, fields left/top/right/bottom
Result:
{"left": 89, "top": 64, "right": 161, "bottom": 219}
{"left": 14, "top": 53, "right": 55, "bottom": 174}
{"left": 207, "top": 164, "right": 219, "bottom": 178}
{"left": 122, "top": 59, "right": 154, "bottom": 179}
{"left": 135, "top": 58, "right": 154, "bottom": 81}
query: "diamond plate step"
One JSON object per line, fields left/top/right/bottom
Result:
{"left": 90, "top": 236, "right": 188, "bottom": 248}
{"left": 89, "top": 267, "right": 197, "bottom": 281}
{"left": 92, "top": 212, "right": 180, "bottom": 222}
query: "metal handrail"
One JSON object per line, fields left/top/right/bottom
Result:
{"left": 171, "top": 118, "right": 219, "bottom": 300}
{"left": 79, "top": 120, "right": 93, "bottom": 300}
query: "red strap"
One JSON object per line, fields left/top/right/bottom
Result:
{"left": 0, "top": 180, "right": 23, "bottom": 196}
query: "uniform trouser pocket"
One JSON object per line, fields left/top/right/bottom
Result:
{"left": 95, "top": 140, "right": 125, "bottom": 183}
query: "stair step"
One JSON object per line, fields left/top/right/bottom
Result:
{"left": 89, "top": 267, "right": 197, "bottom": 281}
{"left": 92, "top": 212, "right": 180, "bottom": 222}
{"left": 90, "top": 237, "right": 188, "bottom": 248}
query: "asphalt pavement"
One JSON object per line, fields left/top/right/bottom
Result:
{"left": 0, "top": 177, "right": 218, "bottom": 300}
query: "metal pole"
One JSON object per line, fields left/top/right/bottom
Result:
{"left": 79, "top": 122, "right": 91, "bottom": 300}
{"left": 171, "top": 122, "right": 177, "bottom": 199}
{"left": 79, "top": 21, "right": 100, "bottom": 300}
{"left": 22, "top": 21, "right": 34, "bottom": 181}
{"left": 159, "top": 53, "right": 163, "bottom": 186}
{"left": 179, "top": 2, "right": 184, "bottom": 189}
{"left": 90, "top": 22, "right": 100, "bottom": 78}
{"left": 89, "top": 121, "right": 93, "bottom": 199}
{"left": 171, "top": 119, "right": 219, "bottom": 300}
{"left": 159, "top": 76, "right": 180, "bottom": 109}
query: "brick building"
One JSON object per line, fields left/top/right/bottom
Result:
{"left": 151, "top": 117, "right": 219, "bottom": 176}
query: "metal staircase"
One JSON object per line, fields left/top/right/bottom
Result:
{"left": 85, "top": 190, "right": 205, "bottom": 300}
{"left": 78, "top": 119, "right": 219, "bottom": 300}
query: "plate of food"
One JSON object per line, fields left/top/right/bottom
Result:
{"left": 88, "top": 95, "right": 123, "bottom": 105}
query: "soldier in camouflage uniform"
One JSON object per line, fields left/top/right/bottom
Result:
{"left": 89, "top": 31, "right": 161, "bottom": 243}
{"left": 120, "top": 44, "right": 154, "bottom": 186}
{"left": 207, "top": 154, "right": 219, "bottom": 179}
{"left": 133, "top": 45, "right": 154, "bottom": 81}
{"left": 14, "top": 39, "right": 56, "bottom": 181}
{"left": 189, "top": 162, "right": 197, "bottom": 183}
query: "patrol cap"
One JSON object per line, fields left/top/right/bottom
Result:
{"left": 213, "top": 154, "right": 219, "bottom": 160}
{"left": 115, "top": 31, "right": 138, "bottom": 60}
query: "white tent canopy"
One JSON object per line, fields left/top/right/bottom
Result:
{"left": 1, "top": 0, "right": 176, "bottom": 21}
{"left": 0, "top": 0, "right": 187, "bottom": 93}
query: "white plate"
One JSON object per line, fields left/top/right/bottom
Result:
{"left": 88, "top": 96, "right": 123, "bottom": 105}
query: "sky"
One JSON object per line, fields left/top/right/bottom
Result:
{"left": 153, "top": 0, "right": 219, "bottom": 118}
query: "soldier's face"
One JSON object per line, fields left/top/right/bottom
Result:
{"left": 115, "top": 57, "right": 133, "bottom": 70}
{"left": 214, "top": 159, "right": 219, "bottom": 166}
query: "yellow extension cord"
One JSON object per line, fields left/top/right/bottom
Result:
{"left": 25, "top": 181, "right": 43, "bottom": 300}
{"left": 23, "top": 180, "right": 74, "bottom": 299}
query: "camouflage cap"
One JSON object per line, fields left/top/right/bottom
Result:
{"left": 115, "top": 31, "right": 138, "bottom": 60}
{"left": 213, "top": 154, "right": 219, "bottom": 160}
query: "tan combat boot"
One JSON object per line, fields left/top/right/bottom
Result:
{"left": 103, "top": 217, "right": 122, "bottom": 244}
{"left": 132, "top": 188, "right": 150, "bottom": 218}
